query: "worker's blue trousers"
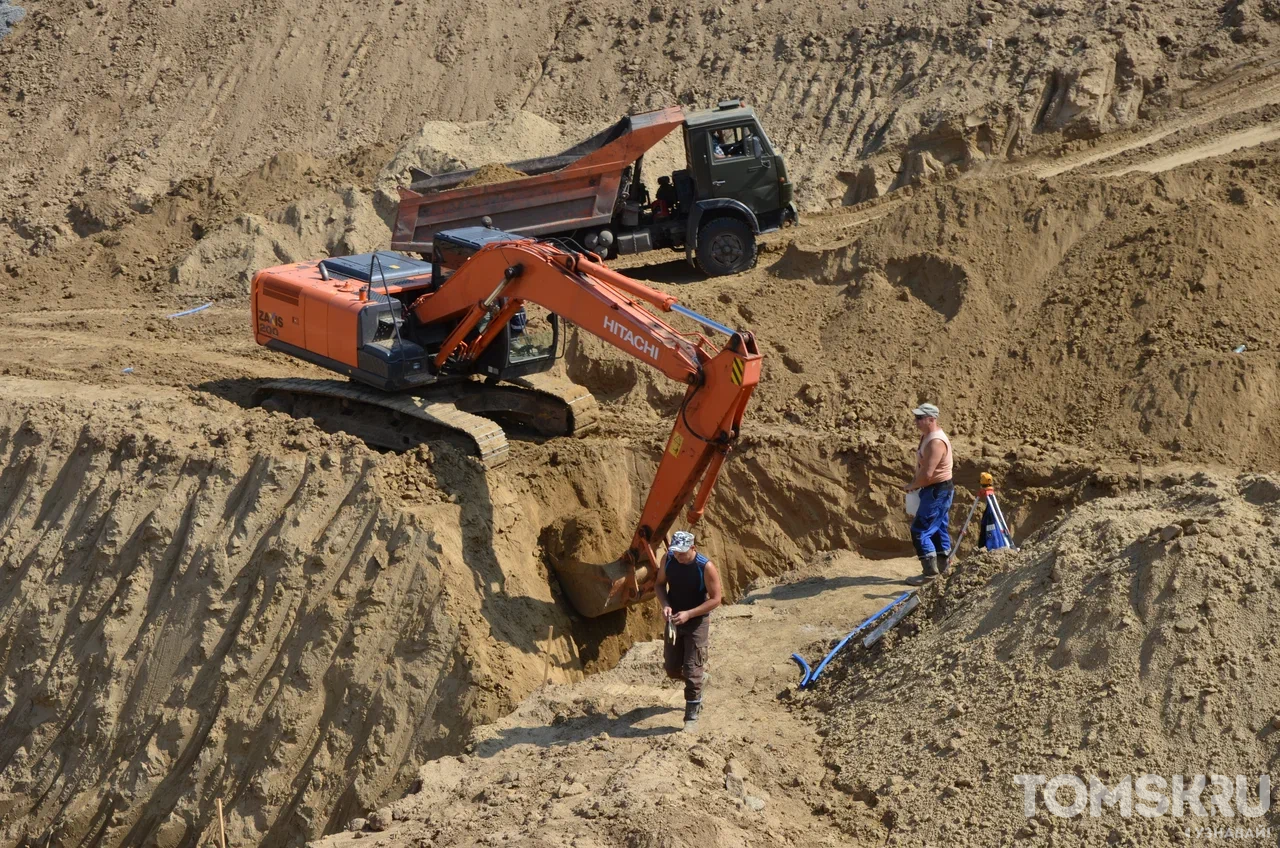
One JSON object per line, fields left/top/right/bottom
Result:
{"left": 911, "top": 481, "right": 954, "bottom": 558}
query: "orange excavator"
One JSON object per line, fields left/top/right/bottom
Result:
{"left": 250, "top": 226, "right": 761, "bottom": 616}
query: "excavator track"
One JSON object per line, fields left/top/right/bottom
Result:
{"left": 253, "top": 374, "right": 599, "bottom": 468}
{"left": 480, "top": 372, "right": 600, "bottom": 437}
{"left": 256, "top": 378, "right": 511, "bottom": 466}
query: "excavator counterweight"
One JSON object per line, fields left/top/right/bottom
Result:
{"left": 250, "top": 227, "right": 761, "bottom": 617}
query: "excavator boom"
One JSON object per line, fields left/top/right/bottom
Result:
{"left": 410, "top": 239, "right": 762, "bottom": 616}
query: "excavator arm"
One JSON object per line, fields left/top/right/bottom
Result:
{"left": 409, "top": 239, "right": 762, "bottom": 617}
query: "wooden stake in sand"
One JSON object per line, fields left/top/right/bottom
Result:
{"left": 216, "top": 798, "right": 227, "bottom": 848}
{"left": 542, "top": 624, "right": 555, "bottom": 686}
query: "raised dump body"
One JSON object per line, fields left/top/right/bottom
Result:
{"left": 391, "top": 101, "right": 797, "bottom": 276}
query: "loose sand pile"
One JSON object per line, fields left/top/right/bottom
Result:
{"left": 455, "top": 163, "right": 529, "bottom": 189}
{"left": 811, "top": 470, "right": 1280, "bottom": 845}
{"left": 587, "top": 150, "right": 1280, "bottom": 470}
{"left": 379, "top": 112, "right": 564, "bottom": 190}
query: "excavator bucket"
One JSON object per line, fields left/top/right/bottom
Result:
{"left": 549, "top": 556, "right": 649, "bottom": 619}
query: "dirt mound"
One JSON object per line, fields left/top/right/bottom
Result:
{"left": 0, "top": 381, "right": 664, "bottom": 847}
{"left": 811, "top": 469, "right": 1280, "bottom": 845}
{"left": 455, "top": 163, "right": 529, "bottom": 189}
{"left": 603, "top": 153, "right": 1280, "bottom": 471}
{"left": 4, "top": 0, "right": 1280, "bottom": 262}
{"left": 171, "top": 186, "right": 389, "bottom": 300}
{"left": 379, "top": 112, "right": 563, "bottom": 190}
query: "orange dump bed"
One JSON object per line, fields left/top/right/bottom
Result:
{"left": 391, "top": 107, "right": 684, "bottom": 254}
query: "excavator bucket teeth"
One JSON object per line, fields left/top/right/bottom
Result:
{"left": 254, "top": 378, "right": 511, "bottom": 467}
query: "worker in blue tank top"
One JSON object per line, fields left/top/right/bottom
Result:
{"left": 654, "top": 530, "right": 723, "bottom": 730}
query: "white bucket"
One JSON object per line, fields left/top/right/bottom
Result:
{"left": 905, "top": 490, "right": 921, "bottom": 517}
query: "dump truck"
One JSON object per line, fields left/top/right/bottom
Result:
{"left": 391, "top": 100, "right": 797, "bottom": 276}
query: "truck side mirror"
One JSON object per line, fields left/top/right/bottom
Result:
{"left": 746, "top": 136, "right": 763, "bottom": 160}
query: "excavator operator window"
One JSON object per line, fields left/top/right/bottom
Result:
{"left": 507, "top": 303, "right": 557, "bottom": 366}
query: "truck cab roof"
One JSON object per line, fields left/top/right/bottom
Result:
{"left": 683, "top": 100, "right": 757, "bottom": 129}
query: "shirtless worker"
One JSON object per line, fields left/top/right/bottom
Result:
{"left": 654, "top": 531, "right": 722, "bottom": 730}
{"left": 903, "top": 403, "right": 954, "bottom": 583}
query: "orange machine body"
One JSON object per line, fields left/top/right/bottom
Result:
{"left": 252, "top": 262, "right": 366, "bottom": 368}
{"left": 250, "top": 234, "right": 528, "bottom": 391}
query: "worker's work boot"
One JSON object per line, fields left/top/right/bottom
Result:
{"left": 937, "top": 549, "right": 951, "bottom": 574}
{"left": 683, "top": 700, "right": 702, "bottom": 731}
{"left": 920, "top": 554, "right": 939, "bottom": 578}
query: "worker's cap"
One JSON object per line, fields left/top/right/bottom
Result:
{"left": 912, "top": 403, "right": 940, "bottom": 419}
{"left": 668, "top": 531, "right": 696, "bottom": 553}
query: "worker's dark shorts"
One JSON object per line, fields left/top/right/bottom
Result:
{"left": 663, "top": 616, "right": 709, "bottom": 703}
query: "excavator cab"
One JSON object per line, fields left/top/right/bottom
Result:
{"left": 430, "top": 228, "right": 561, "bottom": 380}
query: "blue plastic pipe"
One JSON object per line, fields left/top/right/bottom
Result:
{"left": 790, "top": 653, "right": 813, "bottom": 687}
{"left": 799, "top": 591, "right": 913, "bottom": 687}
{"left": 167, "top": 302, "right": 213, "bottom": 319}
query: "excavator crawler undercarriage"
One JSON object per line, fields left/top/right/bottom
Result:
{"left": 252, "top": 372, "right": 599, "bottom": 467}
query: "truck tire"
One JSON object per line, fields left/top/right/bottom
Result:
{"left": 695, "top": 217, "right": 757, "bottom": 276}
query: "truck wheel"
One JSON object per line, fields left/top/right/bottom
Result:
{"left": 695, "top": 217, "right": 757, "bottom": 276}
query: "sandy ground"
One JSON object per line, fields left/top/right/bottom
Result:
{"left": 311, "top": 552, "right": 921, "bottom": 848}
{"left": 1, "top": 3, "right": 1280, "bottom": 846}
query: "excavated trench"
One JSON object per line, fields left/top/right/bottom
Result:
{"left": 0, "top": 385, "right": 1110, "bottom": 848}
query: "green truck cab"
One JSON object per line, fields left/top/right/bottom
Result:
{"left": 676, "top": 100, "right": 797, "bottom": 273}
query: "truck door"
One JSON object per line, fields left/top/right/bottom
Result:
{"left": 704, "top": 124, "right": 780, "bottom": 214}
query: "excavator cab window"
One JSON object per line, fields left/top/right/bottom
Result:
{"left": 472, "top": 302, "right": 560, "bottom": 379}
{"left": 508, "top": 303, "right": 557, "bottom": 365}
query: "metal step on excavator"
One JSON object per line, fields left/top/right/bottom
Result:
{"left": 250, "top": 225, "right": 761, "bottom": 617}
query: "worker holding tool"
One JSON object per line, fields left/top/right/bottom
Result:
{"left": 655, "top": 531, "right": 722, "bottom": 730}
{"left": 904, "top": 403, "right": 954, "bottom": 582}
